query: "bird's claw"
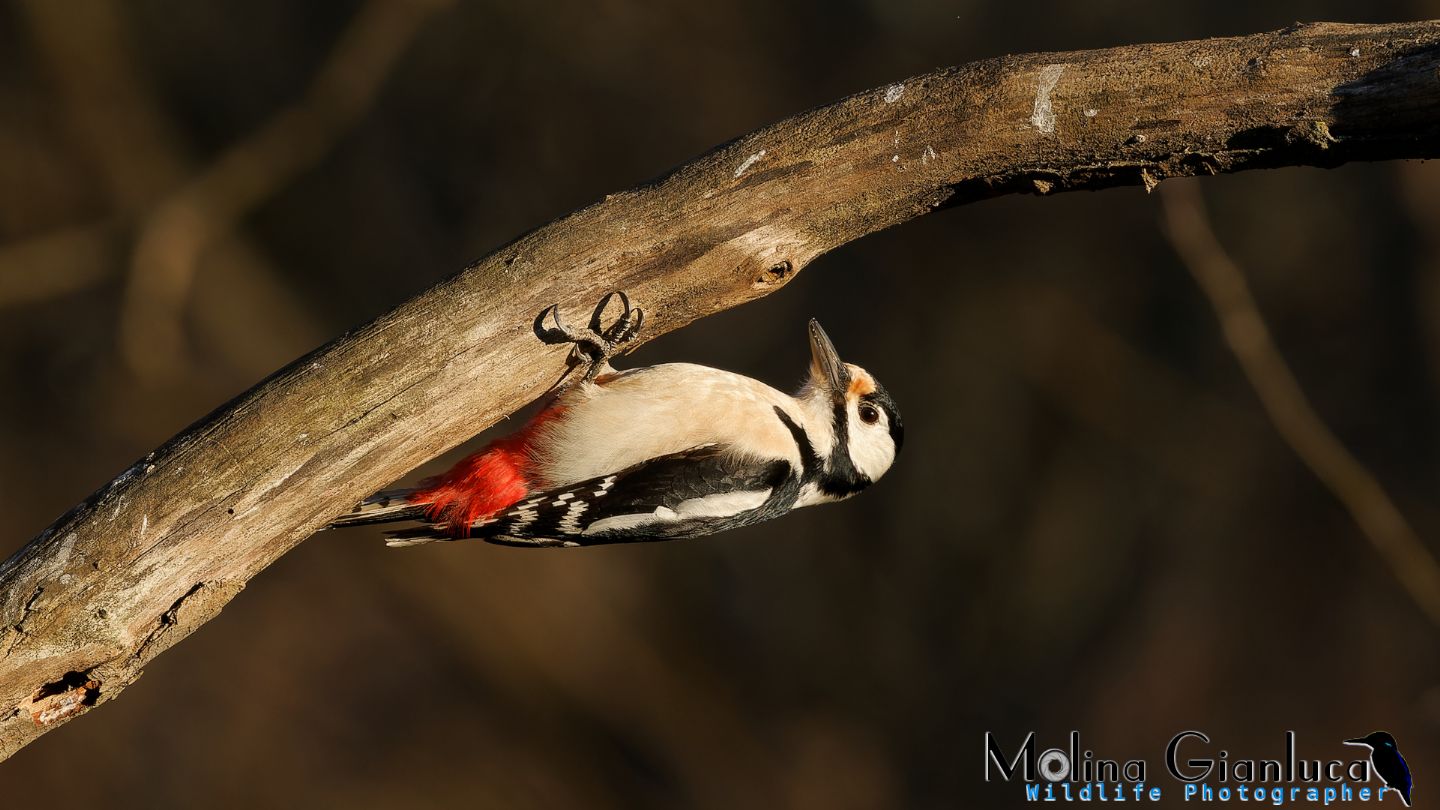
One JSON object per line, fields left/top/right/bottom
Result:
{"left": 534, "top": 304, "right": 604, "bottom": 355}
{"left": 534, "top": 291, "right": 645, "bottom": 382}
{"left": 591, "top": 290, "right": 644, "bottom": 346}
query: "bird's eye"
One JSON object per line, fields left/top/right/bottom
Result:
{"left": 858, "top": 403, "right": 881, "bottom": 424}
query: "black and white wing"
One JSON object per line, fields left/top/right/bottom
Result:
{"left": 384, "top": 445, "right": 799, "bottom": 547}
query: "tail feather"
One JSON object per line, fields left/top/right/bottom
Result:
{"left": 326, "top": 489, "right": 429, "bottom": 529}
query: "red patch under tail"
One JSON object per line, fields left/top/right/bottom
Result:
{"left": 408, "top": 407, "right": 562, "bottom": 537}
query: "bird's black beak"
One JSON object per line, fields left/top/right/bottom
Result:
{"left": 808, "top": 319, "right": 850, "bottom": 394}
{"left": 1343, "top": 738, "right": 1369, "bottom": 747}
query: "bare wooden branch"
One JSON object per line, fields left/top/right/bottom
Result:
{"left": 3, "top": 20, "right": 1439, "bottom": 760}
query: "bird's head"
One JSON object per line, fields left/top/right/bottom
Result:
{"left": 797, "top": 319, "right": 903, "bottom": 489}
{"left": 1344, "top": 731, "right": 1398, "bottom": 750}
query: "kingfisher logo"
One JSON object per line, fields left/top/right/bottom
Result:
{"left": 1342, "top": 733, "right": 1412, "bottom": 807}
{"left": 984, "top": 730, "right": 1416, "bottom": 805}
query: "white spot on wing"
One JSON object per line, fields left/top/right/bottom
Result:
{"left": 557, "top": 500, "right": 589, "bottom": 534}
{"left": 581, "top": 490, "right": 771, "bottom": 535}
{"left": 675, "top": 490, "right": 770, "bottom": 518}
{"left": 583, "top": 513, "right": 659, "bottom": 535}
{"left": 1029, "top": 64, "right": 1066, "bottom": 135}
{"left": 594, "top": 475, "right": 617, "bottom": 497}
{"left": 504, "top": 498, "right": 542, "bottom": 533}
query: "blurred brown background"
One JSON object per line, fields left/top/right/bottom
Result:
{"left": 2, "top": 1, "right": 1438, "bottom": 807}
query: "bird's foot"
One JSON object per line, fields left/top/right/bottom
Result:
{"left": 534, "top": 291, "right": 645, "bottom": 382}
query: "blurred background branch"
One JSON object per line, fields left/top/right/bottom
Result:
{"left": 15, "top": 0, "right": 330, "bottom": 387}
{"left": 121, "top": 0, "right": 455, "bottom": 382}
{"left": 0, "top": 221, "right": 117, "bottom": 308}
{"left": 1160, "top": 180, "right": 1440, "bottom": 626}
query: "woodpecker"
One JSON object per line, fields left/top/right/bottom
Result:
{"left": 328, "top": 292, "right": 903, "bottom": 547}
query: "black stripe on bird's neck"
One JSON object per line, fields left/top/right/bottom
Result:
{"left": 773, "top": 407, "right": 821, "bottom": 478}
{"left": 774, "top": 404, "right": 872, "bottom": 498}
{"left": 822, "top": 400, "right": 871, "bottom": 497}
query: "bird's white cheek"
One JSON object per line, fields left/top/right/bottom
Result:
{"left": 847, "top": 422, "right": 897, "bottom": 482}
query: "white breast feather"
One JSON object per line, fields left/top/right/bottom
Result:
{"left": 531, "top": 364, "right": 804, "bottom": 487}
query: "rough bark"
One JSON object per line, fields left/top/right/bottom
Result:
{"left": 3, "top": 20, "right": 1439, "bottom": 760}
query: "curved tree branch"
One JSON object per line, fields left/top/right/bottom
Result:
{"left": 3, "top": 20, "right": 1439, "bottom": 760}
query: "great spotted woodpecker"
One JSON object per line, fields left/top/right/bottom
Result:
{"left": 328, "top": 292, "right": 903, "bottom": 547}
